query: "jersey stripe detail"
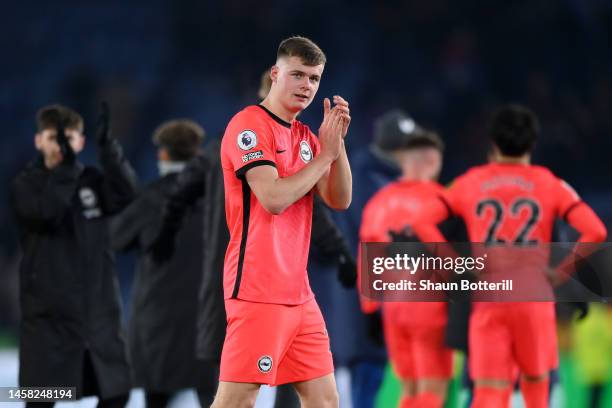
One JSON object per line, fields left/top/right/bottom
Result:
{"left": 256, "top": 104, "right": 292, "bottom": 128}
{"left": 562, "top": 200, "right": 584, "bottom": 222}
{"left": 232, "top": 179, "right": 252, "bottom": 298}
{"left": 235, "top": 160, "right": 276, "bottom": 179}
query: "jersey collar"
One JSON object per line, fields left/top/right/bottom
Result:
{"left": 257, "top": 104, "right": 292, "bottom": 129}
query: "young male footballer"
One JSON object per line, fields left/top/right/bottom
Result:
{"left": 212, "top": 36, "right": 352, "bottom": 408}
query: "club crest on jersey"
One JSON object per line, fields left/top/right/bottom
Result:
{"left": 79, "top": 187, "right": 102, "bottom": 219}
{"left": 79, "top": 187, "right": 97, "bottom": 208}
{"left": 257, "top": 355, "right": 273, "bottom": 373}
{"left": 237, "top": 130, "right": 257, "bottom": 151}
{"left": 299, "top": 140, "right": 313, "bottom": 163}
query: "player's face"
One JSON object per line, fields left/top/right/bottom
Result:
{"left": 421, "top": 147, "right": 443, "bottom": 180}
{"left": 272, "top": 56, "right": 324, "bottom": 113}
{"left": 35, "top": 128, "right": 85, "bottom": 166}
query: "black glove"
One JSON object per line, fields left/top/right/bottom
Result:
{"left": 56, "top": 120, "right": 75, "bottom": 165}
{"left": 365, "top": 312, "right": 385, "bottom": 347}
{"left": 96, "top": 101, "right": 111, "bottom": 146}
{"left": 337, "top": 249, "right": 357, "bottom": 288}
{"left": 388, "top": 229, "right": 415, "bottom": 242}
{"left": 386, "top": 228, "right": 423, "bottom": 258}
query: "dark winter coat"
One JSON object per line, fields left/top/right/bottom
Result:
{"left": 110, "top": 171, "right": 204, "bottom": 392}
{"left": 12, "top": 140, "right": 137, "bottom": 399}
{"left": 147, "top": 142, "right": 226, "bottom": 362}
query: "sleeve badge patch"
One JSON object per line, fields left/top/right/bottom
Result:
{"left": 241, "top": 150, "right": 264, "bottom": 163}
{"left": 237, "top": 130, "right": 258, "bottom": 150}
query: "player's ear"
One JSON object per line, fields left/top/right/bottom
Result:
{"left": 270, "top": 65, "right": 279, "bottom": 82}
{"left": 34, "top": 133, "right": 41, "bottom": 150}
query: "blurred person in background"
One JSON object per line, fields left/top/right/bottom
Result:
{"left": 258, "top": 69, "right": 273, "bottom": 100}
{"left": 110, "top": 119, "right": 209, "bottom": 407}
{"left": 332, "top": 109, "right": 426, "bottom": 408}
{"left": 11, "top": 103, "right": 137, "bottom": 407}
{"left": 147, "top": 129, "right": 226, "bottom": 407}
{"left": 359, "top": 125, "right": 453, "bottom": 408}
{"left": 571, "top": 303, "right": 612, "bottom": 408}
{"left": 413, "top": 104, "right": 607, "bottom": 408}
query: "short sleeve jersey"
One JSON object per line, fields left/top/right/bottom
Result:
{"left": 442, "top": 163, "right": 581, "bottom": 244}
{"left": 220, "top": 105, "right": 321, "bottom": 305}
{"left": 361, "top": 180, "right": 446, "bottom": 242}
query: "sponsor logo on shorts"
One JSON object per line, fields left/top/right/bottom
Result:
{"left": 241, "top": 150, "right": 264, "bottom": 163}
{"left": 299, "top": 140, "right": 313, "bottom": 163}
{"left": 237, "top": 130, "right": 258, "bottom": 150}
{"left": 257, "top": 355, "right": 273, "bottom": 373}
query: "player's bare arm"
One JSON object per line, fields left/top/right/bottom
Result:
{"left": 244, "top": 124, "right": 340, "bottom": 215}
{"left": 245, "top": 156, "right": 332, "bottom": 215}
{"left": 245, "top": 98, "right": 347, "bottom": 214}
{"left": 566, "top": 203, "right": 607, "bottom": 243}
{"left": 316, "top": 95, "right": 352, "bottom": 209}
{"left": 549, "top": 200, "right": 607, "bottom": 285}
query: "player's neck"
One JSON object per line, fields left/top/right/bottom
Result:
{"left": 400, "top": 167, "right": 434, "bottom": 182}
{"left": 260, "top": 97, "right": 297, "bottom": 123}
{"left": 494, "top": 154, "right": 531, "bottom": 165}
{"left": 393, "top": 152, "right": 440, "bottom": 181}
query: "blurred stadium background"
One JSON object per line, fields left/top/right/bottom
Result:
{"left": 1, "top": 1, "right": 611, "bottom": 407}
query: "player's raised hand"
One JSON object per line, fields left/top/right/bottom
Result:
{"left": 318, "top": 98, "right": 343, "bottom": 161}
{"left": 333, "top": 95, "right": 351, "bottom": 138}
{"left": 323, "top": 94, "right": 332, "bottom": 118}
{"left": 96, "top": 101, "right": 111, "bottom": 146}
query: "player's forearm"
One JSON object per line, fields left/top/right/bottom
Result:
{"left": 262, "top": 154, "right": 334, "bottom": 214}
{"left": 321, "top": 145, "right": 352, "bottom": 210}
{"left": 552, "top": 205, "right": 608, "bottom": 284}
{"left": 569, "top": 204, "right": 608, "bottom": 243}
{"left": 99, "top": 139, "right": 139, "bottom": 213}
